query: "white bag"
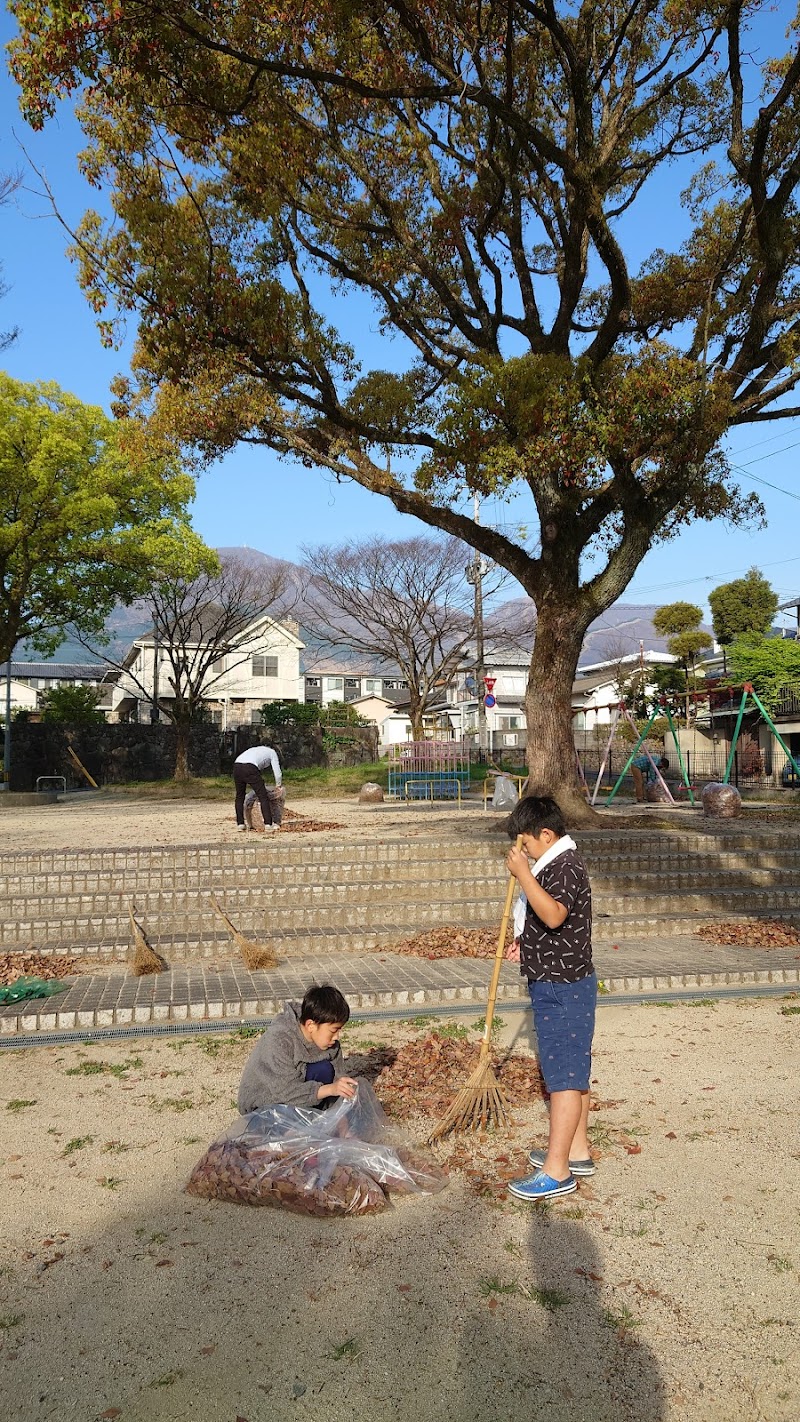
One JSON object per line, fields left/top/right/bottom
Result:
{"left": 491, "top": 775, "right": 519, "bottom": 810}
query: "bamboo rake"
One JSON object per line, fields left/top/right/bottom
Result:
{"left": 209, "top": 894, "right": 279, "bottom": 970}
{"left": 427, "top": 837, "right": 522, "bottom": 1141}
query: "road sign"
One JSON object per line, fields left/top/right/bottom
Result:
{"left": 483, "top": 676, "right": 496, "bottom": 690}
{"left": 484, "top": 694, "right": 496, "bottom": 708}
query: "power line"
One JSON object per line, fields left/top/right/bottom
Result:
{"left": 630, "top": 552, "right": 800, "bottom": 598}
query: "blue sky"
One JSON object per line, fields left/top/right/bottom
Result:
{"left": 2, "top": 11, "right": 799, "bottom": 629}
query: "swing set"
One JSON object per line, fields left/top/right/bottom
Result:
{"left": 591, "top": 683, "right": 800, "bottom": 807}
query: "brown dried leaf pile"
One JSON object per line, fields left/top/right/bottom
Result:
{"left": 0, "top": 951, "right": 83, "bottom": 986}
{"left": 387, "top": 923, "right": 511, "bottom": 960}
{"left": 372, "top": 1032, "right": 543, "bottom": 1120}
{"left": 251, "top": 807, "right": 344, "bottom": 834}
{"left": 697, "top": 920, "right": 800, "bottom": 948}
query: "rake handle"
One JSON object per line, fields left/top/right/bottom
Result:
{"left": 481, "top": 835, "right": 523, "bottom": 1053}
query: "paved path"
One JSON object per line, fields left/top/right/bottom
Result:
{"left": 3, "top": 932, "right": 798, "bottom": 1037}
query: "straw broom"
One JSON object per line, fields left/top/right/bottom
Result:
{"left": 128, "top": 904, "right": 167, "bottom": 976}
{"left": 209, "top": 894, "right": 279, "bottom": 970}
{"left": 428, "top": 837, "right": 522, "bottom": 1142}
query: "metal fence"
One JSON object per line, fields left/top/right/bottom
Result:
{"left": 577, "top": 746, "right": 800, "bottom": 791}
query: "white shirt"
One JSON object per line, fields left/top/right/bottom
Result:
{"left": 234, "top": 745, "right": 282, "bottom": 785}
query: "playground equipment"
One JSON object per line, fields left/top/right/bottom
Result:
{"left": 600, "top": 700, "right": 695, "bottom": 807}
{"left": 387, "top": 740, "right": 470, "bottom": 802}
{"left": 720, "top": 683, "right": 800, "bottom": 786}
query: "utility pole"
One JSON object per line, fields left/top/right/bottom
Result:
{"left": 150, "top": 624, "right": 160, "bottom": 723}
{"left": 2, "top": 650, "right": 11, "bottom": 792}
{"left": 465, "top": 495, "right": 489, "bottom": 756}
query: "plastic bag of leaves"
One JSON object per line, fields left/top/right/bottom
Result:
{"left": 186, "top": 1079, "right": 448, "bottom": 1215}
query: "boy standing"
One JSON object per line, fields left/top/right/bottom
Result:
{"left": 504, "top": 796, "right": 597, "bottom": 1201}
{"left": 237, "top": 983, "right": 358, "bottom": 1114}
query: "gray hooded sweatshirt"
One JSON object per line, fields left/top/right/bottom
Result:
{"left": 237, "top": 1001, "right": 345, "bottom": 1114}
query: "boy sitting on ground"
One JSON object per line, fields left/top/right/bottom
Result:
{"left": 237, "top": 983, "right": 358, "bottom": 1114}
{"left": 504, "top": 795, "right": 597, "bottom": 1202}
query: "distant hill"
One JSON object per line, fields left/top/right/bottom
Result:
{"left": 14, "top": 546, "right": 713, "bottom": 672}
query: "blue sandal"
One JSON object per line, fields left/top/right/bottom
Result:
{"left": 508, "top": 1170, "right": 576, "bottom": 1201}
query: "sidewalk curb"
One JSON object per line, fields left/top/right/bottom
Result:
{"left": 2, "top": 964, "right": 798, "bottom": 1041}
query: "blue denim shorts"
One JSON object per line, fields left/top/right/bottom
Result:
{"left": 528, "top": 973, "right": 597, "bottom": 1093}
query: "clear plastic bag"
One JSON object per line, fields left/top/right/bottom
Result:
{"left": 186, "top": 1079, "right": 448, "bottom": 1215}
{"left": 701, "top": 781, "right": 743, "bottom": 818}
{"left": 491, "top": 775, "right": 519, "bottom": 810}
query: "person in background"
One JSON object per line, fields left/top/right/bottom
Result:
{"left": 631, "top": 753, "right": 669, "bottom": 803}
{"left": 233, "top": 741, "right": 282, "bottom": 834}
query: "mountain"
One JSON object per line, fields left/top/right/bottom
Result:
{"left": 14, "top": 546, "right": 713, "bottom": 672}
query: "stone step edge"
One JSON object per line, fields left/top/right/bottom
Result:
{"left": 5, "top": 896, "right": 800, "bottom": 948}
{"left": 3, "top": 858, "right": 795, "bottom": 893}
{"left": 3, "top": 966, "right": 799, "bottom": 1037}
{"left": 7, "top": 911, "right": 800, "bottom": 964}
{"left": 2, "top": 833, "right": 796, "bottom": 871}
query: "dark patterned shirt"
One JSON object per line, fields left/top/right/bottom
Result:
{"left": 520, "top": 848, "right": 593, "bottom": 983}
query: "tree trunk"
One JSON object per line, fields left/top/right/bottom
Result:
{"left": 173, "top": 720, "right": 192, "bottom": 781}
{"left": 524, "top": 599, "right": 597, "bottom": 824}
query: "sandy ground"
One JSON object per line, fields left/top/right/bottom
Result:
{"left": 0, "top": 790, "right": 505, "bottom": 851}
{"left": 1, "top": 788, "right": 796, "bottom": 854}
{"left": 1, "top": 998, "right": 798, "bottom": 1422}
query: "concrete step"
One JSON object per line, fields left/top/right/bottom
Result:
{"left": 7, "top": 884, "right": 800, "bottom": 959}
{"left": 19, "top": 905, "right": 800, "bottom": 970}
{"left": 4, "top": 863, "right": 800, "bottom": 938}
{"left": 4, "top": 851, "right": 800, "bottom": 899}
{"left": 0, "top": 826, "right": 793, "bottom": 876}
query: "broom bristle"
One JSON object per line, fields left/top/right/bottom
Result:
{"left": 240, "top": 939, "right": 280, "bottom": 971}
{"left": 209, "top": 895, "right": 279, "bottom": 970}
{"left": 128, "top": 906, "right": 167, "bottom": 976}
{"left": 427, "top": 1055, "right": 511, "bottom": 1142}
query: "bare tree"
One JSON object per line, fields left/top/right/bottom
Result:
{"left": 0, "top": 168, "right": 22, "bottom": 350}
{"left": 301, "top": 536, "right": 500, "bottom": 741}
{"left": 104, "top": 554, "right": 293, "bottom": 779}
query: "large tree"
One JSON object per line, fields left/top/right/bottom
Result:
{"left": 11, "top": 2, "right": 800, "bottom": 817}
{"left": 0, "top": 371, "right": 202, "bottom": 666}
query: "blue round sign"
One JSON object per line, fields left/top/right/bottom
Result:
{"left": 484, "top": 694, "right": 496, "bottom": 708}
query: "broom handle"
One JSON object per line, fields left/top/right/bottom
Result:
{"left": 481, "top": 835, "right": 523, "bottom": 1052}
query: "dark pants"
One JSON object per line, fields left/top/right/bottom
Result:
{"left": 305, "top": 1061, "right": 335, "bottom": 1085}
{"left": 233, "top": 764, "right": 274, "bottom": 827}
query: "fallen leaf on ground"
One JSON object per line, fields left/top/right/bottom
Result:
{"left": 697, "top": 920, "right": 800, "bottom": 948}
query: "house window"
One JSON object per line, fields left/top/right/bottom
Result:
{"left": 364, "top": 678, "right": 382, "bottom": 695}
{"left": 252, "top": 655, "right": 279, "bottom": 677}
{"left": 325, "top": 676, "right": 344, "bottom": 692}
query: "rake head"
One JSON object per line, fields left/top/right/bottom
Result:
{"left": 427, "top": 1051, "right": 511, "bottom": 1142}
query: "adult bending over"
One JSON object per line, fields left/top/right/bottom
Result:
{"left": 233, "top": 741, "right": 282, "bottom": 834}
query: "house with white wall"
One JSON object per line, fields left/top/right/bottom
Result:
{"left": 112, "top": 615, "right": 305, "bottom": 727}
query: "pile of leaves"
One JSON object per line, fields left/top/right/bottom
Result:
{"left": 697, "top": 920, "right": 800, "bottom": 949}
{"left": 371, "top": 1032, "right": 544, "bottom": 1120}
{"left": 0, "top": 951, "right": 83, "bottom": 986}
{"left": 386, "top": 923, "right": 511, "bottom": 960}
{"left": 250, "top": 807, "right": 344, "bottom": 833}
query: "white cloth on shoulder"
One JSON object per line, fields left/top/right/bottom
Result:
{"left": 512, "top": 835, "right": 577, "bottom": 937}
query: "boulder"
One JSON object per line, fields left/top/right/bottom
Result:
{"left": 358, "top": 781, "right": 384, "bottom": 804}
